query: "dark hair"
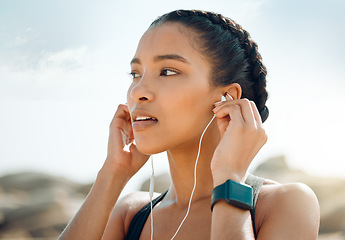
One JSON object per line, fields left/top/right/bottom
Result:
{"left": 150, "top": 10, "right": 269, "bottom": 122}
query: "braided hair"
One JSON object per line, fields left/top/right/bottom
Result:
{"left": 150, "top": 10, "right": 269, "bottom": 122}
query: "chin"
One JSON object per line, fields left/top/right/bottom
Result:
{"left": 135, "top": 139, "right": 167, "bottom": 155}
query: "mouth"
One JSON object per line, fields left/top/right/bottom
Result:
{"left": 131, "top": 111, "right": 158, "bottom": 131}
{"left": 134, "top": 116, "right": 158, "bottom": 122}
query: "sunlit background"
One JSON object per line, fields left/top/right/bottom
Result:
{"left": 1, "top": 0, "right": 344, "bottom": 191}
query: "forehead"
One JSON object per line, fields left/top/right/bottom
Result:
{"left": 133, "top": 23, "right": 204, "bottom": 64}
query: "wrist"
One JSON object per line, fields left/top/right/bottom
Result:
{"left": 79, "top": 167, "right": 130, "bottom": 209}
{"left": 212, "top": 169, "right": 246, "bottom": 187}
{"left": 101, "top": 158, "right": 134, "bottom": 180}
{"left": 97, "top": 166, "right": 130, "bottom": 191}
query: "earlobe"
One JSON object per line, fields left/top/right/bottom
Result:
{"left": 223, "top": 83, "right": 242, "bottom": 100}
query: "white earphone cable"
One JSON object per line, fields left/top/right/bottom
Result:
{"left": 149, "top": 155, "right": 155, "bottom": 240}
{"left": 170, "top": 114, "right": 216, "bottom": 240}
{"left": 149, "top": 96, "right": 226, "bottom": 239}
{"left": 149, "top": 114, "right": 217, "bottom": 240}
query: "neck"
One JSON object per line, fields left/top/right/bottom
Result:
{"left": 165, "top": 121, "right": 220, "bottom": 207}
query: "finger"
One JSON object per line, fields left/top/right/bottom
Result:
{"left": 225, "top": 92, "right": 234, "bottom": 100}
{"left": 121, "top": 105, "right": 135, "bottom": 141}
{"left": 214, "top": 104, "right": 244, "bottom": 139}
{"left": 111, "top": 104, "right": 131, "bottom": 127}
{"left": 110, "top": 104, "right": 133, "bottom": 148}
{"left": 250, "top": 101, "right": 263, "bottom": 126}
{"left": 237, "top": 99, "right": 256, "bottom": 127}
{"left": 214, "top": 103, "right": 243, "bottom": 122}
{"left": 216, "top": 114, "right": 230, "bottom": 137}
{"left": 119, "top": 105, "right": 134, "bottom": 139}
{"left": 213, "top": 99, "right": 256, "bottom": 127}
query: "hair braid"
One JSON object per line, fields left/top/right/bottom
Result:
{"left": 151, "top": 10, "right": 269, "bottom": 122}
{"left": 195, "top": 11, "right": 269, "bottom": 121}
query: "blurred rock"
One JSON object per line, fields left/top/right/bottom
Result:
{"left": 0, "top": 171, "right": 91, "bottom": 239}
{"left": 1, "top": 156, "right": 344, "bottom": 239}
{"left": 318, "top": 232, "right": 345, "bottom": 240}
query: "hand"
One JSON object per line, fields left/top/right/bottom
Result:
{"left": 102, "top": 104, "right": 149, "bottom": 179}
{"left": 211, "top": 95, "right": 267, "bottom": 185}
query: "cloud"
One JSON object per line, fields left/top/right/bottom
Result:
{"left": 38, "top": 47, "right": 87, "bottom": 72}
{"left": 0, "top": 47, "right": 92, "bottom": 100}
{"left": 0, "top": 45, "right": 130, "bottom": 102}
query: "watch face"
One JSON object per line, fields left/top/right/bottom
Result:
{"left": 226, "top": 180, "right": 253, "bottom": 209}
{"left": 211, "top": 179, "right": 253, "bottom": 211}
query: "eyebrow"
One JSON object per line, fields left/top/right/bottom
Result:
{"left": 130, "top": 54, "right": 190, "bottom": 65}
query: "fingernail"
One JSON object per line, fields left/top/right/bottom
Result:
{"left": 214, "top": 101, "right": 223, "bottom": 107}
{"left": 213, "top": 105, "right": 220, "bottom": 112}
{"left": 226, "top": 93, "right": 234, "bottom": 100}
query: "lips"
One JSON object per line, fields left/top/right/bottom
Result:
{"left": 131, "top": 110, "right": 158, "bottom": 131}
{"left": 134, "top": 116, "right": 158, "bottom": 122}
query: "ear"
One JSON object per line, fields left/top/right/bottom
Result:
{"left": 222, "top": 83, "right": 242, "bottom": 100}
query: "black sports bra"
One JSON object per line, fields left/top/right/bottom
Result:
{"left": 125, "top": 174, "right": 264, "bottom": 240}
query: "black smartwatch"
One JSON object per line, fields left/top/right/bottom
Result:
{"left": 211, "top": 179, "right": 253, "bottom": 211}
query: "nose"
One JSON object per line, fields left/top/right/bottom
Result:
{"left": 129, "top": 75, "right": 154, "bottom": 103}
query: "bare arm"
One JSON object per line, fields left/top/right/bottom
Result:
{"left": 210, "top": 182, "right": 320, "bottom": 240}
{"left": 59, "top": 104, "right": 149, "bottom": 239}
{"left": 211, "top": 95, "right": 319, "bottom": 239}
{"left": 211, "top": 95, "right": 267, "bottom": 239}
{"left": 211, "top": 202, "right": 255, "bottom": 239}
{"left": 58, "top": 167, "right": 129, "bottom": 239}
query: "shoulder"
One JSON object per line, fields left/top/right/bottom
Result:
{"left": 103, "top": 191, "right": 161, "bottom": 239}
{"left": 255, "top": 179, "right": 320, "bottom": 239}
{"left": 117, "top": 191, "right": 152, "bottom": 213}
{"left": 116, "top": 191, "right": 162, "bottom": 230}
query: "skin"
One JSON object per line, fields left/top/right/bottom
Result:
{"left": 59, "top": 23, "right": 320, "bottom": 240}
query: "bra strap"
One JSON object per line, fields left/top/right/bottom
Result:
{"left": 245, "top": 174, "right": 265, "bottom": 238}
{"left": 125, "top": 191, "right": 168, "bottom": 240}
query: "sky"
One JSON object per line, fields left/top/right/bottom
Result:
{"left": 1, "top": 0, "right": 345, "bottom": 194}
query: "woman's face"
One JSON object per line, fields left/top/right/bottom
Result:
{"left": 127, "top": 23, "right": 221, "bottom": 154}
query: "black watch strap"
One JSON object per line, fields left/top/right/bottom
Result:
{"left": 211, "top": 179, "right": 253, "bottom": 211}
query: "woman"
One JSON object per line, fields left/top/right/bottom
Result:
{"left": 59, "top": 10, "right": 320, "bottom": 239}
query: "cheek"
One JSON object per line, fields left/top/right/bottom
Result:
{"left": 162, "top": 94, "right": 214, "bottom": 141}
{"left": 173, "top": 89, "right": 214, "bottom": 118}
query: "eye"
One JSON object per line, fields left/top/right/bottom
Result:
{"left": 160, "top": 69, "right": 178, "bottom": 76}
{"left": 129, "top": 72, "right": 141, "bottom": 80}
